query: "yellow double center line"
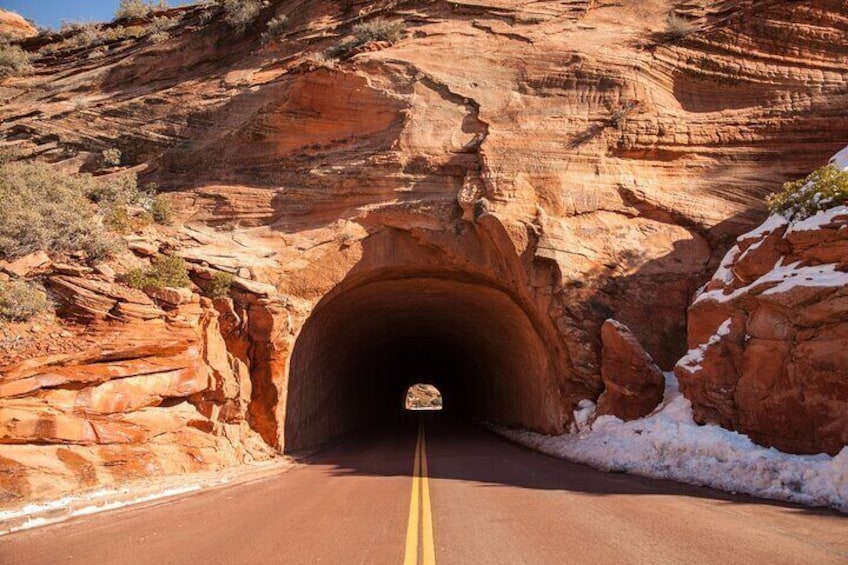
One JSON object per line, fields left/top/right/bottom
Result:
{"left": 403, "top": 423, "right": 436, "bottom": 565}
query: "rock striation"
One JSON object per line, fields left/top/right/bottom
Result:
{"left": 0, "top": 287, "right": 272, "bottom": 505}
{"left": 0, "top": 0, "right": 847, "bottom": 503}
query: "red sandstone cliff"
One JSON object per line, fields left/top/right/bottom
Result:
{"left": 0, "top": 1, "right": 847, "bottom": 505}
{"left": 0, "top": 10, "right": 37, "bottom": 41}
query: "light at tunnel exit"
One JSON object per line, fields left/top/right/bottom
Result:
{"left": 405, "top": 383, "right": 443, "bottom": 411}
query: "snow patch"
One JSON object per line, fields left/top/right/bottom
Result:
{"left": 829, "top": 144, "right": 848, "bottom": 171}
{"left": 696, "top": 256, "right": 847, "bottom": 305}
{"left": 737, "top": 214, "right": 788, "bottom": 241}
{"left": 0, "top": 484, "right": 205, "bottom": 536}
{"left": 675, "top": 318, "right": 732, "bottom": 374}
{"left": 786, "top": 204, "right": 848, "bottom": 233}
{"left": 759, "top": 261, "right": 848, "bottom": 295}
{"left": 491, "top": 373, "right": 848, "bottom": 513}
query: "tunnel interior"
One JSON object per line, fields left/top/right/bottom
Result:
{"left": 284, "top": 275, "right": 559, "bottom": 452}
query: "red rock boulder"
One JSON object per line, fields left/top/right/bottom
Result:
{"left": 596, "top": 319, "right": 665, "bottom": 421}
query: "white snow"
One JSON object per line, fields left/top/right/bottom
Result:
{"left": 492, "top": 373, "right": 848, "bottom": 513}
{"left": 0, "top": 484, "right": 205, "bottom": 536}
{"left": 675, "top": 318, "right": 732, "bottom": 374}
{"left": 738, "top": 214, "right": 788, "bottom": 241}
{"left": 759, "top": 260, "right": 848, "bottom": 295}
{"left": 696, "top": 255, "right": 848, "bottom": 305}
{"left": 693, "top": 245, "right": 739, "bottom": 302}
{"left": 830, "top": 144, "right": 848, "bottom": 171}
{"left": 786, "top": 204, "right": 848, "bottom": 233}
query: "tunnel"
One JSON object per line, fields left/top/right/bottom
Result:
{"left": 283, "top": 273, "right": 561, "bottom": 452}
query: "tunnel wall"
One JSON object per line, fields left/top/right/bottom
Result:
{"left": 284, "top": 275, "right": 561, "bottom": 452}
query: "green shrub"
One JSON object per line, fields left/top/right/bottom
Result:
{"left": 116, "top": 0, "right": 152, "bottom": 20}
{"left": 218, "top": 0, "right": 264, "bottom": 34}
{"left": 54, "top": 22, "right": 107, "bottom": 50}
{"left": 261, "top": 15, "right": 288, "bottom": 43}
{"left": 115, "top": 0, "right": 169, "bottom": 20}
{"left": 103, "top": 205, "right": 154, "bottom": 234}
{"left": 69, "top": 23, "right": 105, "bottom": 49}
{"left": 766, "top": 164, "right": 848, "bottom": 220}
{"left": 352, "top": 18, "right": 404, "bottom": 44}
{"left": 330, "top": 18, "right": 404, "bottom": 57}
{"left": 122, "top": 255, "right": 191, "bottom": 290}
{"left": 0, "top": 43, "right": 31, "bottom": 78}
{"left": 0, "top": 280, "right": 50, "bottom": 322}
{"left": 135, "top": 183, "right": 173, "bottom": 225}
{"left": 0, "top": 161, "right": 114, "bottom": 260}
{"left": 206, "top": 271, "right": 233, "bottom": 298}
{"left": 88, "top": 46, "right": 109, "bottom": 59}
{"left": 151, "top": 15, "right": 177, "bottom": 32}
{"left": 102, "top": 148, "right": 122, "bottom": 167}
{"left": 150, "top": 30, "right": 170, "bottom": 43}
{"left": 85, "top": 172, "right": 140, "bottom": 206}
{"left": 147, "top": 194, "right": 173, "bottom": 224}
{"left": 101, "top": 25, "right": 147, "bottom": 43}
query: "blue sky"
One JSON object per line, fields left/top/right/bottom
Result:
{"left": 1, "top": 1, "right": 121, "bottom": 29}
{"left": 1, "top": 1, "right": 198, "bottom": 30}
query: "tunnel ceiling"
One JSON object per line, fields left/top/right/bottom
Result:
{"left": 284, "top": 275, "right": 564, "bottom": 452}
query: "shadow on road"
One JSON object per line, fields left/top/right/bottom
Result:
{"left": 294, "top": 414, "right": 844, "bottom": 519}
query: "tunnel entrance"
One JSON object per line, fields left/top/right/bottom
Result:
{"left": 405, "top": 384, "right": 443, "bottom": 411}
{"left": 283, "top": 273, "right": 561, "bottom": 452}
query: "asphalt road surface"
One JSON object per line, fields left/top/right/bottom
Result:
{"left": 2, "top": 417, "right": 846, "bottom": 564}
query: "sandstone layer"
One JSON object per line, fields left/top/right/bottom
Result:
{"left": 0, "top": 9, "right": 37, "bottom": 41}
{"left": 0, "top": 272, "right": 273, "bottom": 504}
{"left": 1, "top": 0, "right": 848, "bottom": 504}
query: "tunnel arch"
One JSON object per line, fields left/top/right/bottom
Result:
{"left": 283, "top": 271, "right": 565, "bottom": 452}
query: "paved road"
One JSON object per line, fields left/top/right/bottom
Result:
{"left": 2, "top": 418, "right": 846, "bottom": 564}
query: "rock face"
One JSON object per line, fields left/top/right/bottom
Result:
{"left": 597, "top": 320, "right": 664, "bottom": 421}
{"left": 1, "top": 0, "right": 847, "bottom": 503}
{"left": 0, "top": 294, "right": 272, "bottom": 506}
{"left": 0, "top": 10, "right": 37, "bottom": 41}
{"left": 676, "top": 189, "right": 848, "bottom": 455}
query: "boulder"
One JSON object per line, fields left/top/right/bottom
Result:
{"left": 0, "top": 252, "right": 51, "bottom": 278}
{"left": 147, "top": 286, "right": 195, "bottom": 308}
{"left": 596, "top": 320, "right": 664, "bottom": 421}
{"left": 128, "top": 240, "right": 160, "bottom": 257}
